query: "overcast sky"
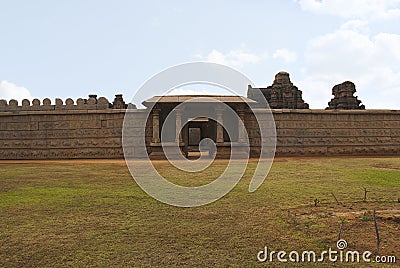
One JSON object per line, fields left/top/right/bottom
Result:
{"left": 1, "top": 0, "right": 399, "bottom": 108}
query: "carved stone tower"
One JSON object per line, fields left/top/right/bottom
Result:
{"left": 247, "top": 72, "right": 309, "bottom": 109}
{"left": 326, "top": 81, "right": 365, "bottom": 110}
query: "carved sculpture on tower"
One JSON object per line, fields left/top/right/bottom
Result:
{"left": 112, "top": 94, "right": 127, "bottom": 109}
{"left": 326, "top": 81, "right": 365, "bottom": 110}
{"left": 247, "top": 71, "right": 309, "bottom": 109}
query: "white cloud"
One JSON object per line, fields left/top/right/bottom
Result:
{"left": 340, "top": 19, "right": 369, "bottom": 33}
{"left": 196, "top": 49, "right": 267, "bottom": 68}
{"left": 273, "top": 48, "right": 298, "bottom": 63}
{"left": 298, "top": 21, "right": 400, "bottom": 109}
{"left": 295, "top": 0, "right": 400, "bottom": 19}
{"left": 0, "top": 81, "right": 32, "bottom": 101}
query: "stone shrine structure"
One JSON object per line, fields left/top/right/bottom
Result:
{"left": 0, "top": 72, "right": 399, "bottom": 160}
{"left": 141, "top": 95, "right": 254, "bottom": 159}
{"left": 326, "top": 81, "right": 365, "bottom": 110}
{"left": 247, "top": 72, "right": 309, "bottom": 109}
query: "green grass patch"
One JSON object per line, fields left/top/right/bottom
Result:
{"left": 0, "top": 158, "right": 399, "bottom": 267}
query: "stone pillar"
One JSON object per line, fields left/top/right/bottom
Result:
{"left": 152, "top": 108, "right": 161, "bottom": 143}
{"left": 237, "top": 109, "right": 246, "bottom": 143}
{"left": 175, "top": 108, "right": 183, "bottom": 143}
{"left": 216, "top": 108, "right": 224, "bottom": 144}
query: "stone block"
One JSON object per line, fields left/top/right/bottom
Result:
{"left": 9, "top": 99, "right": 18, "bottom": 106}
{"left": 87, "top": 97, "right": 96, "bottom": 105}
{"left": 76, "top": 98, "right": 85, "bottom": 107}
{"left": 0, "top": 99, "right": 7, "bottom": 112}
{"left": 66, "top": 98, "right": 74, "bottom": 106}
{"left": 97, "top": 97, "right": 109, "bottom": 109}
{"left": 32, "top": 99, "right": 41, "bottom": 106}
{"left": 55, "top": 98, "right": 63, "bottom": 106}
{"left": 43, "top": 98, "right": 51, "bottom": 106}
{"left": 22, "top": 99, "right": 30, "bottom": 107}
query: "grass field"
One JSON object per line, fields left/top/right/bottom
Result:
{"left": 0, "top": 157, "right": 399, "bottom": 267}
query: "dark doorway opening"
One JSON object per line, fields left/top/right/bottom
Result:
{"left": 189, "top": 127, "right": 201, "bottom": 146}
{"left": 185, "top": 118, "right": 216, "bottom": 159}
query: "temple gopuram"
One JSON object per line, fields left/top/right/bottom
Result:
{"left": 326, "top": 81, "right": 365, "bottom": 110}
{"left": 247, "top": 71, "right": 309, "bottom": 109}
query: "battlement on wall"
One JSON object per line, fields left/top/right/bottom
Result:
{"left": 0, "top": 94, "right": 135, "bottom": 112}
{"left": 0, "top": 92, "right": 399, "bottom": 159}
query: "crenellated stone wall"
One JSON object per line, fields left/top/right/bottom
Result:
{"left": 246, "top": 109, "right": 400, "bottom": 157}
{"left": 0, "top": 95, "right": 143, "bottom": 159}
{"left": 0, "top": 110, "right": 121, "bottom": 159}
{"left": 0, "top": 94, "right": 134, "bottom": 112}
{"left": 0, "top": 96, "right": 399, "bottom": 159}
{"left": 0, "top": 96, "right": 110, "bottom": 112}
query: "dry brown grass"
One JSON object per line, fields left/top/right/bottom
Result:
{"left": 0, "top": 157, "right": 399, "bottom": 267}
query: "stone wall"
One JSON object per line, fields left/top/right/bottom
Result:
{"left": 0, "top": 96, "right": 110, "bottom": 111}
{"left": 0, "top": 95, "right": 143, "bottom": 159}
{"left": 0, "top": 110, "right": 124, "bottom": 159}
{"left": 0, "top": 102, "right": 399, "bottom": 159}
{"left": 246, "top": 109, "right": 400, "bottom": 157}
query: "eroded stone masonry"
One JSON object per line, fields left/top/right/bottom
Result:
{"left": 327, "top": 81, "right": 365, "bottom": 110}
{"left": 0, "top": 72, "right": 399, "bottom": 159}
{"left": 248, "top": 72, "right": 309, "bottom": 109}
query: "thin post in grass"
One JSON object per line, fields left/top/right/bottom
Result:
{"left": 337, "top": 219, "right": 348, "bottom": 241}
{"left": 373, "top": 209, "right": 380, "bottom": 254}
{"left": 362, "top": 187, "right": 369, "bottom": 202}
{"left": 331, "top": 192, "right": 343, "bottom": 205}
{"left": 338, "top": 221, "right": 343, "bottom": 240}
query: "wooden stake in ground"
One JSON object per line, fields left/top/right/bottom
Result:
{"left": 331, "top": 192, "right": 343, "bottom": 205}
{"left": 363, "top": 187, "right": 369, "bottom": 202}
{"left": 338, "top": 221, "right": 343, "bottom": 241}
{"left": 373, "top": 209, "right": 380, "bottom": 254}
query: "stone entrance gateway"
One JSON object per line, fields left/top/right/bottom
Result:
{"left": 186, "top": 117, "right": 215, "bottom": 158}
{"left": 142, "top": 95, "right": 254, "bottom": 160}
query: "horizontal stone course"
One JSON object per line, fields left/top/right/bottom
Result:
{"left": 0, "top": 107, "right": 399, "bottom": 159}
{"left": 245, "top": 109, "right": 400, "bottom": 157}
